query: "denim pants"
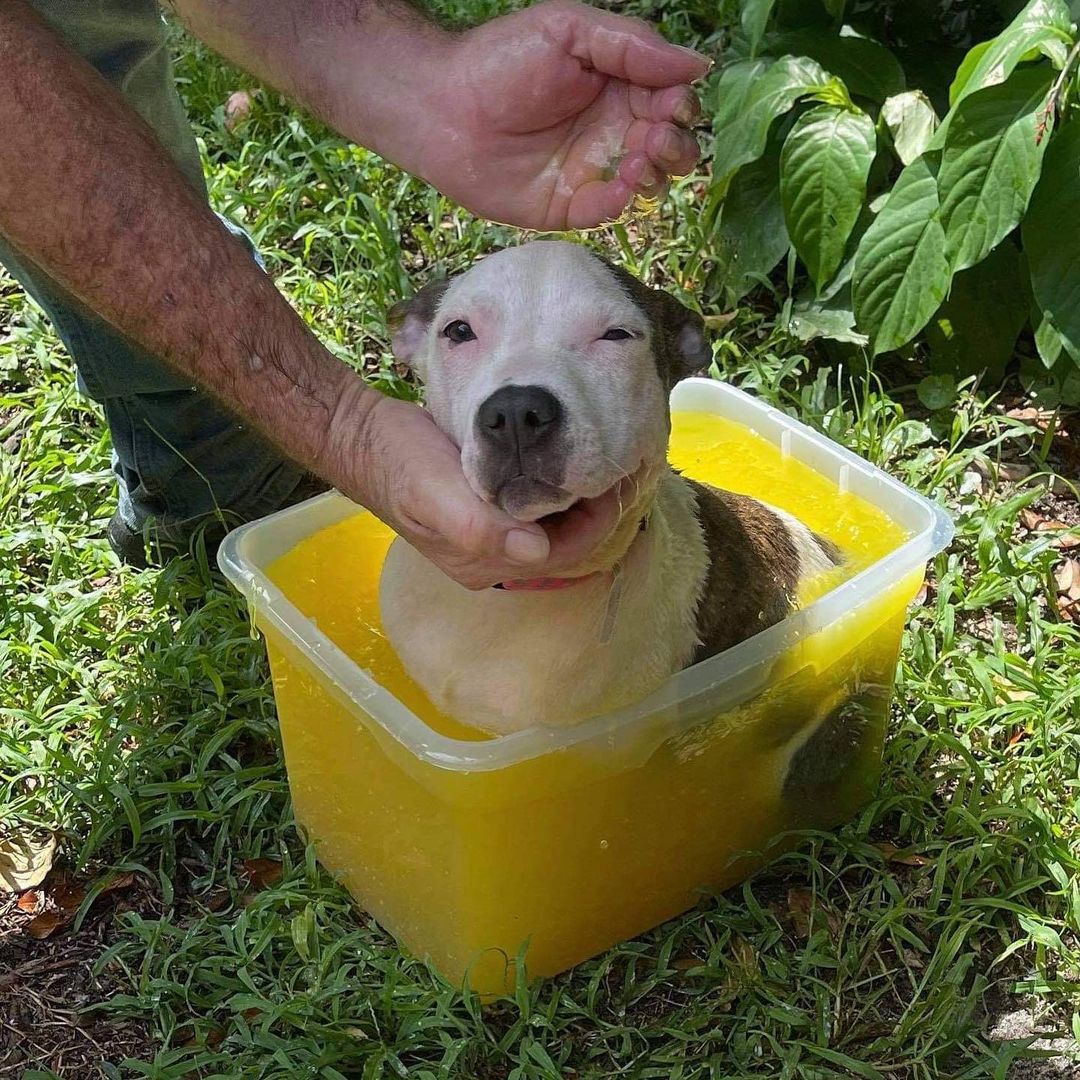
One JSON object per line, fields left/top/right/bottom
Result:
{"left": 3, "top": 0, "right": 306, "bottom": 531}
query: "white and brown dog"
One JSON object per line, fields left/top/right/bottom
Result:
{"left": 380, "top": 241, "right": 840, "bottom": 736}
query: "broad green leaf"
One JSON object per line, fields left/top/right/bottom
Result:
{"left": 780, "top": 104, "right": 876, "bottom": 288}
{"left": 768, "top": 29, "right": 906, "bottom": 101}
{"left": 712, "top": 55, "right": 832, "bottom": 183}
{"left": 925, "top": 241, "right": 1030, "bottom": 378}
{"left": 775, "top": 0, "right": 833, "bottom": 28}
{"left": 742, "top": 0, "right": 776, "bottom": 57}
{"left": 948, "top": 0, "right": 1073, "bottom": 106}
{"left": 938, "top": 67, "right": 1054, "bottom": 272}
{"left": 717, "top": 137, "right": 790, "bottom": 300}
{"left": 710, "top": 56, "right": 770, "bottom": 123}
{"left": 1033, "top": 305, "right": 1080, "bottom": 367}
{"left": 918, "top": 373, "right": 958, "bottom": 410}
{"left": 788, "top": 286, "right": 868, "bottom": 345}
{"left": 816, "top": 200, "right": 876, "bottom": 302}
{"left": 1024, "top": 118, "right": 1080, "bottom": 359}
{"left": 853, "top": 152, "right": 950, "bottom": 355}
{"left": 881, "top": 91, "right": 939, "bottom": 165}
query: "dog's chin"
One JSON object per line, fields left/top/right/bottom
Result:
{"left": 495, "top": 477, "right": 576, "bottom": 522}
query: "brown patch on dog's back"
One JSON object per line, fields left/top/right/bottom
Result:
{"left": 686, "top": 479, "right": 803, "bottom": 663}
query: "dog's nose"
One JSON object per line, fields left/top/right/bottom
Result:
{"left": 476, "top": 385, "right": 562, "bottom": 453}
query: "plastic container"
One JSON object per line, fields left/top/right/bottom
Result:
{"left": 218, "top": 379, "right": 953, "bottom": 994}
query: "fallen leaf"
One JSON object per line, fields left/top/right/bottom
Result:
{"left": 1057, "top": 596, "right": 1080, "bottom": 623}
{"left": 998, "top": 462, "right": 1034, "bottom": 483}
{"left": 670, "top": 955, "right": 700, "bottom": 972}
{"left": 0, "top": 833, "right": 56, "bottom": 893}
{"left": 224, "top": 90, "right": 254, "bottom": 132}
{"left": 49, "top": 876, "right": 87, "bottom": 912}
{"left": 241, "top": 858, "right": 283, "bottom": 891}
{"left": 16, "top": 890, "right": 41, "bottom": 913}
{"left": 1019, "top": 512, "right": 1080, "bottom": 548}
{"left": 913, "top": 582, "right": 929, "bottom": 606}
{"left": 786, "top": 887, "right": 814, "bottom": 939}
{"left": 876, "top": 842, "right": 933, "bottom": 866}
{"left": 99, "top": 871, "right": 136, "bottom": 895}
{"left": 703, "top": 313, "right": 737, "bottom": 330}
{"left": 903, "top": 949, "right": 925, "bottom": 970}
{"left": 26, "top": 910, "right": 72, "bottom": 940}
{"left": 204, "top": 889, "right": 230, "bottom": 913}
{"left": 1055, "top": 558, "right": 1080, "bottom": 596}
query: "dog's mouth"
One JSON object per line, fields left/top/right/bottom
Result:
{"left": 496, "top": 462, "right": 653, "bottom": 529}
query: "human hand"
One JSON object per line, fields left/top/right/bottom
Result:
{"left": 412, "top": 0, "right": 710, "bottom": 230}
{"left": 340, "top": 394, "right": 622, "bottom": 590}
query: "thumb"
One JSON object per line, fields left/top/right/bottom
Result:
{"left": 411, "top": 454, "right": 551, "bottom": 566}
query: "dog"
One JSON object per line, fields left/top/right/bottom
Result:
{"left": 379, "top": 241, "right": 841, "bottom": 736}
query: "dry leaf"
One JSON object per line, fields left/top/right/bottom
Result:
{"left": 1058, "top": 596, "right": 1080, "bottom": 623}
{"left": 1055, "top": 559, "right": 1080, "bottom": 597}
{"left": 876, "top": 842, "right": 932, "bottom": 866}
{"left": 786, "top": 887, "right": 814, "bottom": 939}
{"left": 0, "top": 833, "right": 56, "bottom": 893}
{"left": 242, "top": 858, "right": 283, "bottom": 891}
{"left": 16, "top": 890, "right": 41, "bottom": 913}
{"left": 224, "top": 90, "right": 254, "bottom": 132}
{"left": 26, "top": 910, "right": 72, "bottom": 940}
{"left": 703, "top": 313, "right": 736, "bottom": 330}
{"left": 204, "top": 889, "right": 230, "bottom": 913}
{"left": 1020, "top": 508, "right": 1046, "bottom": 531}
{"left": 670, "top": 955, "right": 700, "bottom": 972}
{"left": 998, "top": 462, "right": 1034, "bottom": 483}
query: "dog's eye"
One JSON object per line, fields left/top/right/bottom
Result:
{"left": 601, "top": 328, "right": 633, "bottom": 341}
{"left": 443, "top": 320, "right": 476, "bottom": 344}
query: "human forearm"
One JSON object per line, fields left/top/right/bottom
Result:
{"left": 165, "top": 0, "right": 452, "bottom": 179}
{"left": 0, "top": 0, "right": 372, "bottom": 494}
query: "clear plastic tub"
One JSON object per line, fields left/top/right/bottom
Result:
{"left": 219, "top": 379, "right": 953, "bottom": 994}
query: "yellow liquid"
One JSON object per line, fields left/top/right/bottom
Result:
{"left": 262, "top": 411, "right": 917, "bottom": 993}
{"left": 268, "top": 412, "right": 906, "bottom": 740}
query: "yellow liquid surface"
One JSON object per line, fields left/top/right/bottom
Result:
{"left": 268, "top": 411, "right": 907, "bottom": 740}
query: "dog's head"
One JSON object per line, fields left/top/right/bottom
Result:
{"left": 387, "top": 240, "right": 710, "bottom": 526}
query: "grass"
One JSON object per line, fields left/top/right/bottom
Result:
{"left": 3, "top": 6, "right": 1080, "bottom": 1078}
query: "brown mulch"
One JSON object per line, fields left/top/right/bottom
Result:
{"left": 0, "top": 875, "right": 159, "bottom": 1078}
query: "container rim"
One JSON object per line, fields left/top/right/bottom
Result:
{"left": 218, "top": 378, "right": 954, "bottom": 771}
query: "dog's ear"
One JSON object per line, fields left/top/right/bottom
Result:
{"left": 386, "top": 277, "right": 451, "bottom": 368}
{"left": 593, "top": 256, "right": 711, "bottom": 389}
{"left": 642, "top": 288, "right": 712, "bottom": 389}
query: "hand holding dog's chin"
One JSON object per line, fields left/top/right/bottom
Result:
{"left": 343, "top": 396, "right": 620, "bottom": 590}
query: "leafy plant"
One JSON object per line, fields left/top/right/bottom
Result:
{"left": 710, "top": 0, "right": 1080, "bottom": 398}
